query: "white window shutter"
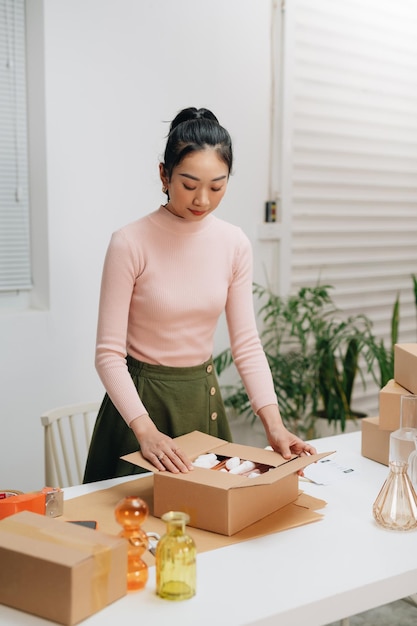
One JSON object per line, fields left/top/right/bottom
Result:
{"left": 282, "top": 0, "right": 417, "bottom": 414}
{"left": 0, "top": 0, "right": 31, "bottom": 292}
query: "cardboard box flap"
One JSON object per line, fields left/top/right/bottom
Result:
{"left": 122, "top": 430, "right": 228, "bottom": 473}
{"left": 210, "top": 441, "right": 290, "bottom": 466}
{"left": 121, "top": 431, "right": 334, "bottom": 488}
{"left": 248, "top": 451, "right": 333, "bottom": 486}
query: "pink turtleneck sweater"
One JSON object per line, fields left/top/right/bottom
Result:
{"left": 95, "top": 206, "right": 278, "bottom": 425}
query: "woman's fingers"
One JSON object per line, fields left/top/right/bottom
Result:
{"left": 152, "top": 446, "right": 193, "bottom": 473}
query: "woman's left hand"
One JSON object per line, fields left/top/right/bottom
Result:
{"left": 266, "top": 426, "right": 317, "bottom": 477}
{"left": 268, "top": 427, "right": 317, "bottom": 459}
{"left": 257, "top": 404, "right": 317, "bottom": 475}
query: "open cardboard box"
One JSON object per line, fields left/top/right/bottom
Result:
{"left": 0, "top": 510, "right": 127, "bottom": 625}
{"left": 122, "top": 431, "right": 333, "bottom": 536}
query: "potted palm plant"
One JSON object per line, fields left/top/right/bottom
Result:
{"left": 363, "top": 293, "right": 400, "bottom": 389}
{"left": 364, "top": 273, "right": 417, "bottom": 389}
{"left": 214, "top": 283, "right": 375, "bottom": 437}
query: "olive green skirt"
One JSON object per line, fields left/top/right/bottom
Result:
{"left": 83, "top": 355, "right": 232, "bottom": 483}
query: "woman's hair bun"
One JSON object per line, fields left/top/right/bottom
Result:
{"left": 169, "top": 107, "right": 219, "bottom": 132}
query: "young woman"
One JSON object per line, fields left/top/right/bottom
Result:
{"left": 83, "top": 107, "right": 315, "bottom": 483}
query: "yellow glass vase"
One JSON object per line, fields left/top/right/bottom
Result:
{"left": 156, "top": 511, "right": 196, "bottom": 601}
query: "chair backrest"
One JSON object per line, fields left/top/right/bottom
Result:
{"left": 40, "top": 401, "right": 100, "bottom": 487}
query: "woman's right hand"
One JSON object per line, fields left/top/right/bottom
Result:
{"left": 130, "top": 414, "right": 194, "bottom": 473}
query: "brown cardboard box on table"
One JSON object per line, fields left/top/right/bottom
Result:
{"left": 379, "top": 379, "right": 413, "bottom": 430}
{"left": 122, "top": 430, "right": 332, "bottom": 536}
{"left": 0, "top": 510, "right": 127, "bottom": 625}
{"left": 394, "top": 343, "right": 417, "bottom": 395}
{"left": 361, "top": 416, "right": 391, "bottom": 466}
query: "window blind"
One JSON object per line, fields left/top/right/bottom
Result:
{"left": 281, "top": 0, "right": 417, "bottom": 414}
{"left": 0, "top": 0, "right": 31, "bottom": 292}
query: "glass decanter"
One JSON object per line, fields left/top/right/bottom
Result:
{"left": 373, "top": 460, "right": 417, "bottom": 531}
{"left": 114, "top": 495, "right": 149, "bottom": 591}
{"left": 155, "top": 511, "right": 196, "bottom": 601}
{"left": 407, "top": 435, "right": 417, "bottom": 491}
{"left": 389, "top": 394, "right": 417, "bottom": 463}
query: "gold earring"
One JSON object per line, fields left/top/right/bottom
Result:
{"left": 162, "top": 185, "right": 168, "bottom": 194}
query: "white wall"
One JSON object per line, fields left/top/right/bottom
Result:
{"left": 0, "top": 0, "right": 274, "bottom": 491}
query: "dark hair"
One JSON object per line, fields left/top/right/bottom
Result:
{"left": 161, "top": 107, "right": 233, "bottom": 182}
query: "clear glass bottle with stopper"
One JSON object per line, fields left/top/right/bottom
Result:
{"left": 389, "top": 395, "right": 417, "bottom": 463}
{"left": 156, "top": 511, "right": 196, "bottom": 601}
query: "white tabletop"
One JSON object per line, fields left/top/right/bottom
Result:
{"left": 1, "top": 431, "right": 417, "bottom": 626}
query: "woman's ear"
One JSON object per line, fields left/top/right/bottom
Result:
{"left": 159, "top": 162, "right": 168, "bottom": 189}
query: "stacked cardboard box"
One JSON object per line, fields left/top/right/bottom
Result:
{"left": 361, "top": 343, "right": 417, "bottom": 465}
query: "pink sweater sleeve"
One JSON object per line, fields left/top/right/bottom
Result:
{"left": 225, "top": 238, "right": 278, "bottom": 414}
{"left": 95, "top": 230, "right": 149, "bottom": 423}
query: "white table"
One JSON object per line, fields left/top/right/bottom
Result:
{"left": 1, "top": 432, "right": 417, "bottom": 626}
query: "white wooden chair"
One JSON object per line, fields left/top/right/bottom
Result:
{"left": 40, "top": 401, "right": 100, "bottom": 487}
